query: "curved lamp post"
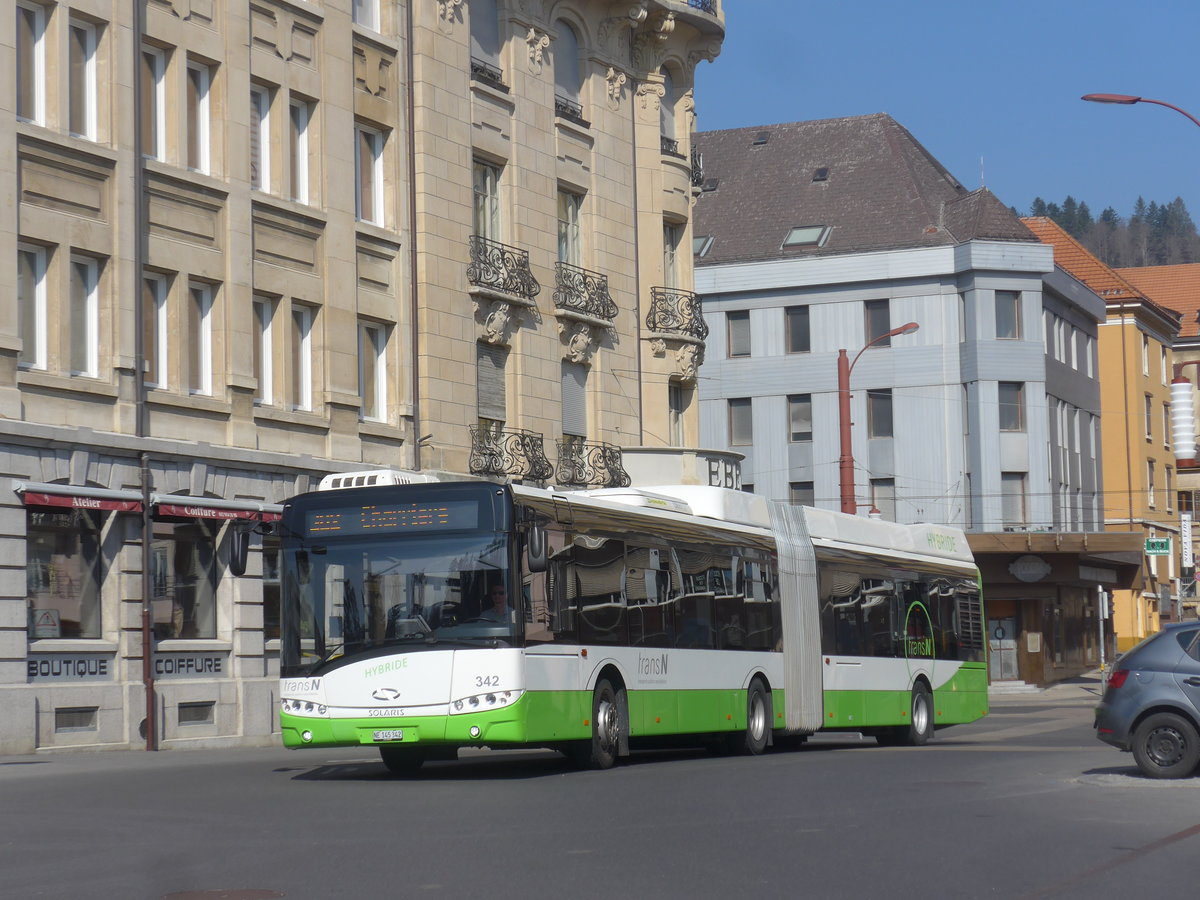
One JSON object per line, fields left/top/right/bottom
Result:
{"left": 837, "top": 321, "right": 919, "bottom": 514}
{"left": 1081, "top": 93, "right": 1200, "bottom": 130}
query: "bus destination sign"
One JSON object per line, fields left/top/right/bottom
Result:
{"left": 306, "top": 499, "right": 479, "bottom": 537}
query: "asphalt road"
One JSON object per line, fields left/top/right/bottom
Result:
{"left": 2, "top": 685, "right": 1197, "bottom": 900}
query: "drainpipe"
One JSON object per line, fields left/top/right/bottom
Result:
{"left": 133, "top": 0, "right": 157, "bottom": 750}
{"left": 405, "top": 0, "right": 421, "bottom": 468}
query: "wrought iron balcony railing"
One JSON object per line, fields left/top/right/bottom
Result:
{"left": 554, "top": 95, "right": 589, "bottom": 127}
{"left": 646, "top": 286, "right": 708, "bottom": 341}
{"left": 467, "top": 235, "right": 541, "bottom": 302}
{"left": 554, "top": 262, "right": 618, "bottom": 324}
{"left": 690, "top": 145, "right": 704, "bottom": 187}
{"left": 660, "top": 135, "right": 683, "bottom": 157}
{"left": 688, "top": 0, "right": 717, "bottom": 13}
{"left": 470, "top": 58, "right": 507, "bottom": 91}
{"left": 469, "top": 426, "right": 553, "bottom": 482}
{"left": 555, "top": 437, "right": 631, "bottom": 489}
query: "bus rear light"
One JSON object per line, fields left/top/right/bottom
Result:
{"left": 1107, "top": 669, "right": 1130, "bottom": 689}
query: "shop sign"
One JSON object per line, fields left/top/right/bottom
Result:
{"left": 27, "top": 654, "right": 114, "bottom": 682}
{"left": 153, "top": 653, "right": 226, "bottom": 679}
{"left": 1145, "top": 538, "right": 1171, "bottom": 556}
{"left": 157, "top": 503, "right": 258, "bottom": 521}
{"left": 1009, "top": 554, "right": 1051, "bottom": 583}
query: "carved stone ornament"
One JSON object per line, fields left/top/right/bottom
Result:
{"left": 527, "top": 28, "right": 550, "bottom": 75}
{"left": 649, "top": 337, "right": 667, "bottom": 357}
{"left": 682, "top": 89, "right": 696, "bottom": 129}
{"left": 606, "top": 67, "right": 627, "bottom": 109}
{"left": 687, "top": 40, "right": 723, "bottom": 74}
{"left": 560, "top": 322, "right": 596, "bottom": 364}
{"left": 674, "top": 343, "right": 702, "bottom": 381}
{"left": 478, "top": 299, "right": 515, "bottom": 346}
{"left": 636, "top": 80, "right": 665, "bottom": 113}
{"left": 437, "top": 0, "right": 465, "bottom": 33}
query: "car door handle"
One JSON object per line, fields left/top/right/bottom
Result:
{"left": 1184, "top": 677, "right": 1200, "bottom": 687}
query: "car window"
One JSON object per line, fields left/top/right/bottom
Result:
{"left": 1176, "top": 629, "right": 1200, "bottom": 662}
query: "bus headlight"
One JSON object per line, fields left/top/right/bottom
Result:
{"left": 449, "top": 689, "right": 522, "bottom": 714}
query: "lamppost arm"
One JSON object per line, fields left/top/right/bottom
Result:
{"left": 1082, "top": 93, "right": 1200, "bottom": 131}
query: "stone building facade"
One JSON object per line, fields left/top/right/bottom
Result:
{"left": 1, "top": 0, "right": 725, "bottom": 753}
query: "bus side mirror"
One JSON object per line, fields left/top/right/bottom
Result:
{"left": 526, "top": 525, "right": 547, "bottom": 574}
{"left": 228, "top": 527, "right": 250, "bottom": 577}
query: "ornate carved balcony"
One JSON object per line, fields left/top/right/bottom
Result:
{"left": 690, "top": 145, "right": 704, "bottom": 187}
{"left": 467, "top": 235, "right": 541, "bottom": 303}
{"left": 554, "top": 262, "right": 618, "bottom": 325}
{"left": 469, "top": 426, "right": 553, "bottom": 482}
{"left": 646, "top": 286, "right": 708, "bottom": 341}
{"left": 555, "top": 437, "right": 631, "bottom": 489}
{"left": 470, "top": 58, "right": 507, "bottom": 91}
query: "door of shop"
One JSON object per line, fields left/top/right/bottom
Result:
{"left": 988, "top": 616, "right": 1018, "bottom": 681}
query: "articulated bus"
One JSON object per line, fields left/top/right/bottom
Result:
{"left": 274, "top": 472, "right": 987, "bottom": 772}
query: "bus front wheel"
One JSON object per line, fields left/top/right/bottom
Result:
{"left": 574, "top": 678, "right": 623, "bottom": 770}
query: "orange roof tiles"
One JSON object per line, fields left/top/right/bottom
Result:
{"left": 1019, "top": 217, "right": 1143, "bottom": 301}
{"left": 1116, "top": 264, "right": 1200, "bottom": 338}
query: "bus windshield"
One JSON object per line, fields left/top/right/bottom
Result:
{"left": 280, "top": 530, "right": 515, "bottom": 676}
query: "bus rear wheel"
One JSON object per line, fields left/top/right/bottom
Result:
{"left": 379, "top": 745, "right": 425, "bottom": 775}
{"left": 573, "top": 678, "right": 623, "bottom": 770}
{"left": 740, "top": 680, "right": 770, "bottom": 755}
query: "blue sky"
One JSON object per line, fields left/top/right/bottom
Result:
{"left": 694, "top": 0, "right": 1200, "bottom": 224}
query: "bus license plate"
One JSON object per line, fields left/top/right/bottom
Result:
{"left": 373, "top": 729, "right": 404, "bottom": 742}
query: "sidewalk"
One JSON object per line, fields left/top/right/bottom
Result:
{"left": 987, "top": 668, "right": 1106, "bottom": 705}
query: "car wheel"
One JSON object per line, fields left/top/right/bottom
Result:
{"left": 1131, "top": 712, "right": 1200, "bottom": 779}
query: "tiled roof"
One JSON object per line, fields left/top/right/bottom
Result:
{"left": 1021, "top": 217, "right": 1182, "bottom": 331}
{"left": 693, "top": 113, "right": 1036, "bottom": 266}
{"left": 1115, "top": 264, "right": 1200, "bottom": 338}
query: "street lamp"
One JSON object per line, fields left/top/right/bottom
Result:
{"left": 837, "top": 321, "right": 919, "bottom": 514}
{"left": 1081, "top": 93, "right": 1200, "bottom": 130}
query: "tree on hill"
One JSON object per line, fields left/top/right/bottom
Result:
{"left": 1027, "top": 195, "right": 1200, "bottom": 266}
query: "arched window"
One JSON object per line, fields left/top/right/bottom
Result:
{"left": 554, "top": 21, "right": 582, "bottom": 102}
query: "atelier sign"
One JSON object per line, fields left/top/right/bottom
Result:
{"left": 27, "top": 654, "right": 114, "bottom": 682}
{"left": 154, "top": 653, "right": 226, "bottom": 679}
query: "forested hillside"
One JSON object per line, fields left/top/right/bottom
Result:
{"left": 1020, "top": 196, "right": 1200, "bottom": 267}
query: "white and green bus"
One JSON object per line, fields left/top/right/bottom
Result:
{"left": 275, "top": 472, "right": 987, "bottom": 772}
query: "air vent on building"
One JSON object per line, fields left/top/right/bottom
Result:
{"left": 812, "top": 167, "right": 829, "bottom": 182}
{"left": 752, "top": 131, "right": 769, "bottom": 146}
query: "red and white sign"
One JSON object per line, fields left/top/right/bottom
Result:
{"left": 22, "top": 492, "right": 142, "bottom": 513}
{"left": 157, "top": 503, "right": 260, "bottom": 521}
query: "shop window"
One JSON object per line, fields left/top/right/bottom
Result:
{"left": 149, "top": 519, "right": 219, "bottom": 640}
{"left": 26, "top": 508, "right": 103, "bottom": 639}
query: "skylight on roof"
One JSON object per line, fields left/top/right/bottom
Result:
{"left": 752, "top": 131, "right": 769, "bottom": 146}
{"left": 702, "top": 178, "right": 720, "bottom": 192}
{"left": 812, "top": 167, "right": 829, "bottom": 182}
{"left": 693, "top": 235, "right": 714, "bottom": 257}
{"left": 782, "top": 226, "right": 830, "bottom": 249}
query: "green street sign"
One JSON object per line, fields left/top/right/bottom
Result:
{"left": 1145, "top": 538, "right": 1171, "bottom": 556}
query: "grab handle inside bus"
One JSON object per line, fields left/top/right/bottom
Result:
{"left": 526, "top": 524, "right": 547, "bottom": 573}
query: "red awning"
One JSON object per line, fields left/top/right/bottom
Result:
{"left": 22, "top": 491, "right": 142, "bottom": 513}
{"left": 156, "top": 503, "right": 261, "bottom": 521}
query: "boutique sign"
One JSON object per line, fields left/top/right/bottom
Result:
{"left": 27, "top": 655, "right": 114, "bottom": 682}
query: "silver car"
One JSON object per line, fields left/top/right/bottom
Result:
{"left": 1094, "top": 622, "right": 1200, "bottom": 779}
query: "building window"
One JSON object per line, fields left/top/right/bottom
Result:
{"left": 143, "top": 273, "right": 168, "bottom": 388}
{"left": 660, "top": 66, "right": 675, "bottom": 144}
{"left": 781, "top": 226, "right": 830, "bottom": 248}
{"left": 477, "top": 342, "right": 508, "bottom": 424}
{"left": 998, "top": 382, "right": 1025, "bottom": 432}
{"left": 1162, "top": 346, "right": 1168, "bottom": 384}
{"left": 358, "top": 321, "right": 387, "bottom": 422}
{"left": 355, "top": 124, "right": 385, "bottom": 225}
{"left": 789, "top": 482, "right": 814, "bottom": 507}
{"left": 69, "top": 256, "right": 100, "bottom": 377}
{"left": 18, "top": 243, "right": 47, "bottom": 371}
{"left": 788, "top": 394, "right": 812, "bottom": 442}
{"left": 473, "top": 160, "right": 502, "bottom": 240}
{"left": 469, "top": 0, "right": 502, "bottom": 74}
{"left": 562, "top": 362, "right": 587, "bottom": 437}
{"left": 68, "top": 19, "right": 98, "bottom": 139}
{"left": 1086, "top": 335, "right": 1095, "bottom": 377}
{"left": 867, "top": 388, "right": 893, "bottom": 438}
{"left": 186, "top": 60, "right": 212, "bottom": 173}
{"left": 188, "top": 283, "right": 213, "bottom": 395}
{"left": 864, "top": 299, "right": 891, "bottom": 346}
{"left": 693, "top": 235, "right": 714, "bottom": 257}
{"left": 663, "top": 222, "right": 683, "bottom": 289}
{"left": 141, "top": 46, "right": 166, "bottom": 160}
{"left": 870, "top": 478, "right": 896, "bottom": 521}
{"left": 250, "top": 85, "right": 271, "bottom": 190}
{"left": 1148, "top": 459, "right": 1156, "bottom": 509}
{"left": 668, "top": 381, "right": 689, "bottom": 447}
{"left": 557, "top": 190, "right": 582, "bottom": 265}
{"left": 149, "top": 520, "right": 218, "bottom": 640}
{"left": 1142, "top": 334, "right": 1149, "bottom": 376}
{"left": 553, "top": 20, "right": 582, "bottom": 105}
{"left": 17, "top": 1, "right": 46, "bottom": 124}
{"left": 1145, "top": 394, "right": 1154, "bottom": 440}
{"left": 727, "top": 311, "right": 750, "bottom": 358}
{"left": 1001, "top": 472, "right": 1027, "bottom": 526}
{"left": 352, "top": 0, "right": 380, "bottom": 31}
{"left": 1167, "top": 466, "right": 1174, "bottom": 512}
{"left": 253, "top": 296, "right": 275, "bottom": 404}
{"left": 785, "top": 306, "right": 810, "bottom": 353}
{"left": 26, "top": 508, "right": 102, "bottom": 639}
{"left": 1164, "top": 402, "right": 1172, "bottom": 449}
{"left": 995, "top": 290, "right": 1020, "bottom": 339}
{"left": 291, "top": 305, "right": 312, "bottom": 411}
{"left": 289, "top": 98, "right": 311, "bottom": 203}
{"left": 728, "top": 398, "right": 752, "bottom": 446}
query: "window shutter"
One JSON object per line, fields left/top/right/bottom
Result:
{"left": 561, "top": 362, "right": 587, "bottom": 436}
{"left": 476, "top": 342, "right": 508, "bottom": 422}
